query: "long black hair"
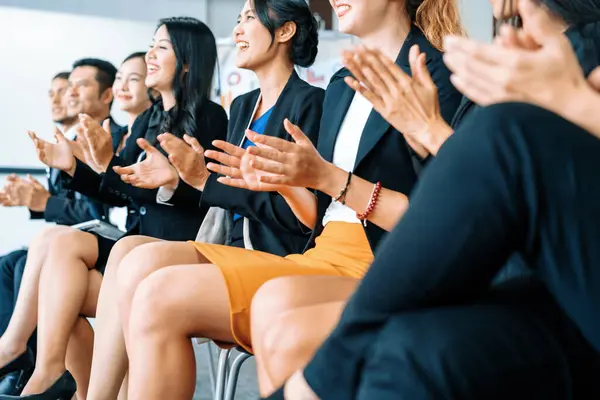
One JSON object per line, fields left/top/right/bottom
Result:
{"left": 253, "top": 0, "right": 319, "bottom": 67}
{"left": 156, "top": 17, "right": 217, "bottom": 138}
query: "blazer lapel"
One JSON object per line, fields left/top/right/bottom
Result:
{"left": 233, "top": 90, "right": 260, "bottom": 146}
{"left": 263, "top": 70, "right": 299, "bottom": 139}
{"left": 353, "top": 25, "right": 424, "bottom": 170}
{"left": 317, "top": 83, "right": 355, "bottom": 163}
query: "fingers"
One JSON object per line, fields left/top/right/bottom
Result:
{"left": 257, "top": 174, "right": 291, "bottom": 186}
{"left": 245, "top": 129, "right": 295, "bottom": 152}
{"left": 246, "top": 145, "right": 287, "bottom": 164}
{"left": 282, "top": 119, "right": 310, "bottom": 145}
{"left": 212, "top": 140, "right": 245, "bottom": 158}
{"left": 27, "top": 175, "right": 45, "bottom": 190}
{"left": 343, "top": 47, "right": 395, "bottom": 99}
{"left": 248, "top": 155, "right": 286, "bottom": 175}
{"left": 206, "top": 162, "right": 243, "bottom": 179}
{"left": 136, "top": 138, "right": 158, "bottom": 154}
{"left": 102, "top": 118, "right": 111, "bottom": 134}
{"left": 112, "top": 165, "right": 136, "bottom": 177}
{"left": 183, "top": 134, "right": 204, "bottom": 153}
{"left": 204, "top": 149, "right": 241, "bottom": 169}
{"left": 517, "top": 0, "right": 559, "bottom": 44}
{"left": 344, "top": 77, "right": 386, "bottom": 111}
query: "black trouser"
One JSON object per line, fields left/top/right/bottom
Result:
{"left": 0, "top": 250, "right": 36, "bottom": 356}
{"left": 302, "top": 103, "right": 600, "bottom": 399}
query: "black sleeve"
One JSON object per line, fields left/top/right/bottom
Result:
{"left": 62, "top": 158, "right": 129, "bottom": 207}
{"left": 165, "top": 102, "right": 230, "bottom": 208}
{"left": 41, "top": 195, "right": 97, "bottom": 225}
{"left": 201, "top": 89, "right": 324, "bottom": 234}
{"left": 98, "top": 155, "right": 161, "bottom": 206}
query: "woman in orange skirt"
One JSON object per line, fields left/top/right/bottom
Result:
{"left": 119, "top": 1, "right": 464, "bottom": 399}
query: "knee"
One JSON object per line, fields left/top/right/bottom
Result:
{"left": 45, "top": 229, "right": 91, "bottom": 262}
{"left": 258, "top": 312, "right": 306, "bottom": 367}
{"left": 116, "top": 242, "right": 168, "bottom": 299}
{"left": 251, "top": 278, "right": 299, "bottom": 339}
{"left": 105, "top": 236, "right": 152, "bottom": 271}
{"left": 30, "top": 225, "right": 71, "bottom": 251}
{"left": 128, "top": 270, "right": 173, "bottom": 337}
{"left": 251, "top": 277, "right": 301, "bottom": 319}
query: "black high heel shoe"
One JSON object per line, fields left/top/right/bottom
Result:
{"left": 0, "top": 370, "right": 76, "bottom": 400}
{"left": 0, "top": 350, "right": 34, "bottom": 381}
{"left": 0, "top": 350, "right": 34, "bottom": 395}
{"left": 0, "top": 369, "right": 33, "bottom": 396}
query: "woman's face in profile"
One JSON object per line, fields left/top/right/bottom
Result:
{"left": 145, "top": 24, "right": 177, "bottom": 92}
{"left": 233, "top": 1, "right": 275, "bottom": 70}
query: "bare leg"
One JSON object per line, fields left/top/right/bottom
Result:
{"left": 262, "top": 302, "right": 346, "bottom": 396}
{"left": 117, "top": 373, "right": 128, "bottom": 400}
{"left": 127, "top": 264, "right": 233, "bottom": 400}
{"left": 0, "top": 225, "right": 73, "bottom": 365}
{"left": 87, "top": 236, "right": 161, "bottom": 400}
{"left": 250, "top": 276, "right": 358, "bottom": 396}
{"left": 115, "top": 241, "right": 206, "bottom": 347}
{"left": 66, "top": 317, "right": 94, "bottom": 400}
{"left": 21, "top": 230, "right": 100, "bottom": 395}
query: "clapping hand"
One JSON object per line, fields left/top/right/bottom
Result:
{"left": 29, "top": 128, "right": 75, "bottom": 175}
{"left": 157, "top": 133, "right": 210, "bottom": 191}
{"left": 204, "top": 140, "right": 283, "bottom": 192}
{"left": 79, "top": 114, "right": 114, "bottom": 171}
{"left": 113, "top": 138, "right": 179, "bottom": 189}
{"left": 342, "top": 45, "right": 451, "bottom": 156}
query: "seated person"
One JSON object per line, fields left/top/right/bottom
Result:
{"left": 0, "top": 55, "right": 153, "bottom": 399}
{"left": 248, "top": 0, "right": 600, "bottom": 395}
{"left": 265, "top": 1, "right": 600, "bottom": 398}
{"left": 0, "top": 19, "right": 227, "bottom": 400}
{"left": 83, "top": 2, "right": 324, "bottom": 399}
{"left": 0, "top": 64, "right": 124, "bottom": 395}
{"left": 113, "top": 0, "right": 463, "bottom": 398}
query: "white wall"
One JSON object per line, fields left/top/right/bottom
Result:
{"left": 0, "top": 6, "right": 157, "bottom": 169}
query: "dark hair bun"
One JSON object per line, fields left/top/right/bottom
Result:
{"left": 291, "top": 11, "right": 319, "bottom": 68}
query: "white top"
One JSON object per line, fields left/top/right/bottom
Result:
{"left": 322, "top": 92, "right": 373, "bottom": 226}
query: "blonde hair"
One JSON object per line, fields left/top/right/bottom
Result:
{"left": 408, "top": 0, "right": 466, "bottom": 50}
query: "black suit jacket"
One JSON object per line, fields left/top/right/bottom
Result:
{"left": 197, "top": 71, "right": 324, "bottom": 256}
{"left": 29, "top": 118, "right": 125, "bottom": 226}
{"left": 305, "top": 25, "right": 462, "bottom": 253}
{"left": 63, "top": 101, "right": 228, "bottom": 241}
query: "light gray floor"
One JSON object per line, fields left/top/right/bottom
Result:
{"left": 193, "top": 343, "right": 259, "bottom": 400}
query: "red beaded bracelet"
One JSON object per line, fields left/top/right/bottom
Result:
{"left": 357, "top": 181, "right": 382, "bottom": 226}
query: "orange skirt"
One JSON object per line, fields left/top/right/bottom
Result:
{"left": 191, "top": 222, "right": 374, "bottom": 353}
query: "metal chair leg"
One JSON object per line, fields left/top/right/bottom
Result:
{"left": 223, "top": 351, "right": 253, "bottom": 400}
{"left": 214, "top": 348, "right": 232, "bottom": 400}
{"left": 206, "top": 342, "right": 217, "bottom": 395}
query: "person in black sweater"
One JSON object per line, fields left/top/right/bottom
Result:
{"left": 265, "top": 1, "right": 600, "bottom": 399}
{"left": 248, "top": 3, "right": 600, "bottom": 395}
{"left": 0, "top": 18, "right": 227, "bottom": 400}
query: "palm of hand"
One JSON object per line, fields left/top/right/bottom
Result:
{"left": 239, "top": 153, "right": 281, "bottom": 192}
{"left": 43, "top": 139, "right": 73, "bottom": 171}
{"left": 138, "top": 151, "right": 177, "bottom": 187}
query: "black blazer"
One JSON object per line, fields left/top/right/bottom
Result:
{"left": 305, "top": 25, "right": 462, "bottom": 253}
{"left": 30, "top": 119, "right": 125, "bottom": 226}
{"left": 198, "top": 71, "right": 325, "bottom": 256}
{"left": 63, "top": 100, "right": 228, "bottom": 241}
